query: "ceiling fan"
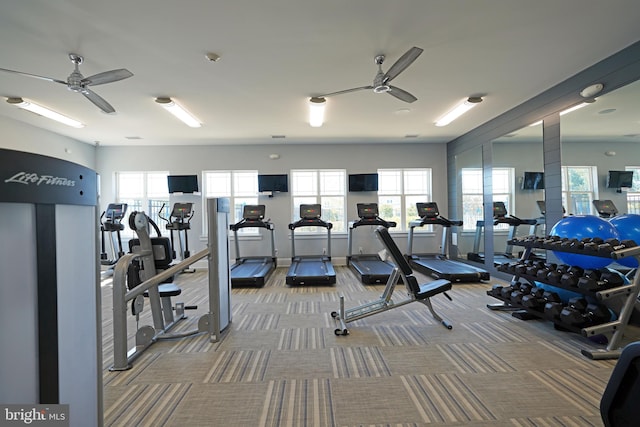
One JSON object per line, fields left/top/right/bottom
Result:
{"left": 317, "top": 46, "right": 423, "bottom": 103}
{"left": 0, "top": 53, "right": 133, "bottom": 114}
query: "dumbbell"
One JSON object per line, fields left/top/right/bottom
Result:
{"left": 543, "top": 291, "right": 564, "bottom": 319}
{"left": 510, "top": 282, "right": 534, "bottom": 305}
{"left": 559, "top": 297, "right": 589, "bottom": 326}
{"left": 560, "top": 266, "right": 584, "bottom": 287}
{"left": 488, "top": 284, "right": 505, "bottom": 298}
{"left": 583, "top": 304, "right": 612, "bottom": 326}
{"left": 545, "top": 264, "right": 570, "bottom": 285}
{"left": 500, "top": 282, "right": 521, "bottom": 300}
{"left": 560, "top": 238, "right": 580, "bottom": 250}
{"left": 525, "top": 260, "right": 546, "bottom": 276}
{"left": 521, "top": 287, "right": 546, "bottom": 310}
{"left": 536, "top": 263, "right": 557, "bottom": 280}
{"left": 577, "top": 269, "right": 624, "bottom": 291}
{"left": 583, "top": 237, "right": 605, "bottom": 252}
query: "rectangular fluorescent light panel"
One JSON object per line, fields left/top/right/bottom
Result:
{"left": 7, "top": 97, "right": 85, "bottom": 128}
{"left": 155, "top": 97, "right": 201, "bottom": 128}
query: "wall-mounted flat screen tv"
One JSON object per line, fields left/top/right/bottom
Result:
{"left": 258, "top": 174, "right": 289, "bottom": 192}
{"left": 607, "top": 170, "right": 634, "bottom": 189}
{"left": 167, "top": 175, "right": 199, "bottom": 193}
{"left": 522, "top": 171, "right": 544, "bottom": 190}
{"left": 348, "top": 173, "right": 378, "bottom": 192}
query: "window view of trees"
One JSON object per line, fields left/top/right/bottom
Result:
{"left": 562, "top": 166, "right": 596, "bottom": 215}
{"left": 377, "top": 168, "right": 431, "bottom": 231}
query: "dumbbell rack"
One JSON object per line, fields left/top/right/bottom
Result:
{"left": 487, "top": 236, "right": 640, "bottom": 360}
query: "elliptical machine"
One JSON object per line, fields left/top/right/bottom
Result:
{"left": 160, "top": 202, "right": 194, "bottom": 259}
{"left": 100, "top": 203, "right": 128, "bottom": 266}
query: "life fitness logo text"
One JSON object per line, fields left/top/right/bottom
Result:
{"left": 4, "top": 172, "right": 75, "bottom": 187}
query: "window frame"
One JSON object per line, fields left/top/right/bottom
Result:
{"left": 377, "top": 168, "right": 433, "bottom": 232}
{"left": 202, "top": 170, "right": 259, "bottom": 235}
{"left": 115, "top": 171, "right": 170, "bottom": 237}
{"left": 290, "top": 169, "right": 346, "bottom": 233}
{"left": 561, "top": 165, "right": 598, "bottom": 215}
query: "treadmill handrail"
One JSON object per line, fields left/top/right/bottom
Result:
{"left": 350, "top": 217, "right": 397, "bottom": 229}
{"left": 230, "top": 218, "right": 274, "bottom": 231}
{"left": 409, "top": 216, "right": 462, "bottom": 228}
{"left": 289, "top": 218, "right": 332, "bottom": 230}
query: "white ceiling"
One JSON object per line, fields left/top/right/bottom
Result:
{"left": 0, "top": 1, "right": 639, "bottom": 147}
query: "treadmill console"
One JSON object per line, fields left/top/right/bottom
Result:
{"left": 243, "top": 204, "right": 266, "bottom": 220}
{"left": 493, "top": 201, "right": 508, "bottom": 219}
{"left": 417, "top": 202, "right": 439, "bottom": 219}
{"left": 593, "top": 199, "right": 619, "bottom": 218}
{"left": 357, "top": 203, "right": 378, "bottom": 219}
{"left": 300, "top": 204, "right": 321, "bottom": 219}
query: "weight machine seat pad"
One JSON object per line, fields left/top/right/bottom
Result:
{"left": 143, "top": 283, "right": 182, "bottom": 298}
{"left": 411, "top": 277, "right": 452, "bottom": 300}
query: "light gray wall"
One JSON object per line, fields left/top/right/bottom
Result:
{"left": 0, "top": 116, "right": 96, "bottom": 168}
{"left": 96, "top": 142, "right": 448, "bottom": 263}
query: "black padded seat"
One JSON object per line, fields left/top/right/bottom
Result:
{"left": 600, "top": 341, "right": 640, "bottom": 426}
{"left": 143, "top": 283, "right": 182, "bottom": 298}
{"left": 409, "top": 277, "right": 452, "bottom": 299}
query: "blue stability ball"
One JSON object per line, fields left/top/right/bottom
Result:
{"left": 609, "top": 214, "right": 640, "bottom": 268}
{"left": 549, "top": 215, "right": 618, "bottom": 269}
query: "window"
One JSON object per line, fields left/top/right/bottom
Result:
{"left": 116, "top": 171, "right": 169, "bottom": 236}
{"left": 203, "top": 170, "right": 258, "bottom": 233}
{"left": 291, "top": 169, "right": 346, "bottom": 232}
{"left": 460, "top": 168, "right": 483, "bottom": 232}
{"left": 625, "top": 167, "right": 640, "bottom": 214}
{"left": 561, "top": 166, "right": 597, "bottom": 215}
{"left": 377, "top": 168, "right": 432, "bottom": 231}
{"left": 460, "top": 168, "right": 514, "bottom": 231}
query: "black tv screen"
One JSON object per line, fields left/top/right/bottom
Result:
{"left": 258, "top": 174, "right": 288, "bottom": 192}
{"left": 349, "top": 173, "right": 378, "bottom": 192}
{"left": 167, "top": 175, "right": 199, "bottom": 193}
{"left": 522, "top": 172, "right": 544, "bottom": 190}
{"left": 607, "top": 170, "right": 634, "bottom": 189}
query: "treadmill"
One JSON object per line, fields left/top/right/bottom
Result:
{"left": 286, "top": 204, "right": 336, "bottom": 285}
{"left": 407, "top": 202, "right": 490, "bottom": 282}
{"left": 593, "top": 199, "right": 619, "bottom": 218}
{"left": 467, "top": 201, "right": 537, "bottom": 266}
{"left": 347, "top": 203, "right": 397, "bottom": 284}
{"left": 229, "top": 205, "right": 276, "bottom": 287}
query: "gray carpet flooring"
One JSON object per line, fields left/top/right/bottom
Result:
{"left": 101, "top": 266, "right": 638, "bottom": 426}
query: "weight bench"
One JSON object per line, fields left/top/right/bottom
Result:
{"left": 332, "top": 226, "right": 453, "bottom": 335}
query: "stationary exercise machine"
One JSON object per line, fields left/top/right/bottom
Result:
{"left": 110, "top": 198, "right": 232, "bottom": 371}
{"left": 347, "top": 203, "right": 397, "bottom": 284}
{"left": 100, "top": 202, "right": 127, "bottom": 265}
{"left": 286, "top": 204, "right": 336, "bottom": 285}
{"left": 407, "top": 202, "right": 489, "bottom": 282}
{"left": 594, "top": 199, "right": 619, "bottom": 218}
{"left": 160, "top": 202, "right": 194, "bottom": 260}
{"left": 229, "top": 204, "right": 277, "bottom": 287}
{"left": 1, "top": 148, "right": 101, "bottom": 424}
{"left": 332, "top": 226, "right": 453, "bottom": 335}
{"left": 467, "top": 201, "right": 537, "bottom": 265}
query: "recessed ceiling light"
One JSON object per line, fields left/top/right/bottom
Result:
{"left": 205, "top": 52, "right": 221, "bottom": 62}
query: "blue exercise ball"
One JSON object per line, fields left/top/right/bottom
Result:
{"left": 609, "top": 214, "right": 640, "bottom": 268}
{"left": 549, "top": 215, "right": 618, "bottom": 269}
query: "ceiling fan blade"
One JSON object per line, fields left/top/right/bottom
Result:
{"left": 81, "top": 68, "right": 133, "bottom": 86}
{"left": 383, "top": 47, "right": 423, "bottom": 83}
{"left": 81, "top": 88, "right": 116, "bottom": 113}
{"left": 318, "top": 86, "right": 373, "bottom": 98}
{"left": 387, "top": 86, "right": 417, "bottom": 103}
{"left": 0, "top": 67, "right": 67, "bottom": 85}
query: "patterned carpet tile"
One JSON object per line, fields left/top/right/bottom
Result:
{"left": 104, "top": 383, "right": 191, "bottom": 427}
{"left": 527, "top": 368, "right": 606, "bottom": 415}
{"left": 437, "top": 342, "right": 517, "bottom": 374}
{"left": 331, "top": 346, "right": 392, "bottom": 378}
{"left": 259, "top": 378, "right": 336, "bottom": 427}
{"left": 400, "top": 373, "right": 498, "bottom": 424}
{"left": 278, "top": 327, "right": 328, "bottom": 350}
{"left": 203, "top": 349, "right": 271, "bottom": 383}
{"left": 509, "top": 415, "right": 604, "bottom": 427}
